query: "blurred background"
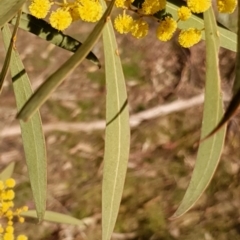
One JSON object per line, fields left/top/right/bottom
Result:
{"left": 0, "top": 5, "right": 239, "bottom": 240}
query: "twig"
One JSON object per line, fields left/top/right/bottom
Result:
{"left": 1, "top": 94, "right": 205, "bottom": 138}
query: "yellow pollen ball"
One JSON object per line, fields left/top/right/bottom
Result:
{"left": 142, "top": 0, "right": 166, "bottom": 15}
{"left": 187, "top": 0, "right": 211, "bottom": 13}
{"left": 178, "top": 28, "right": 202, "bottom": 48}
{"left": 19, "top": 217, "right": 25, "bottom": 223}
{"left": 6, "top": 226, "right": 14, "bottom": 234}
{"left": 49, "top": 8, "right": 72, "bottom": 31}
{"left": 6, "top": 190, "right": 15, "bottom": 200}
{"left": 217, "top": 0, "right": 237, "bottom": 13}
{"left": 5, "top": 179, "right": 16, "bottom": 188}
{"left": 156, "top": 16, "right": 177, "bottom": 42}
{"left": 3, "top": 232, "right": 14, "bottom": 240}
{"left": 29, "top": 0, "right": 51, "bottom": 19}
{"left": 8, "top": 221, "right": 13, "bottom": 226}
{"left": 114, "top": 13, "right": 133, "bottom": 34}
{"left": 131, "top": 19, "right": 149, "bottom": 39}
{"left": 17, "top": 235, "right": 28, "bottom": 240}
{"left": 178, "top": 6, "right": 192, "bottom": 21}
{"left": 78, "top": 0, "right": 102, "bottom": 22}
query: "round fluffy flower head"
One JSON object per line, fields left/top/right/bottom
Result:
{"left": 29, "top": 0, "right": 51, "bottom": 19}
{"left": 156, "top": 16, "right": 177, "bottom": 42}
{"left": 5, "top": 179, "right": 15, "bottom": 189}
{"left": 217, "top": 0, "right": 237, "bottom": 13}
{"left": 3, "top": 232, "right": 14, "bottom": 240}
{"left": 78, "top": 0, "right": 102, "bottom": 22}
{"left": 49, "top": 8, "right": 72, "bottom": 31}
{"left": 187, "top": 0, "right": 211, "bottom": 13}
{"left": 178, "top": 28, "right": 202, "bottom": 48}
{"left": 115, "top": 0, "right": 134, "bottom": 8}
{"left": 178, "top": 6, "right": 192, "bottom": 21}
{"left": 142, "top": 0, "right": 166, "bottom": 15}
{"left": 131, "top": 19, "right": 149, "bottom": 39}
{"left": 17, "top": 235, "right": 28, "bottom": 240}
{"left": 114, "top": 13, "right": 133, "bottom": 34}
{"left": 6, "top": 226, "right": 14, "bottom": 234}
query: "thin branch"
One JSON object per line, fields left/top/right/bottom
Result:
{"left": 1, "top": 94, "right": 205, "bottom": 138}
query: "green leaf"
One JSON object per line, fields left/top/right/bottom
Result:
{"left": 21, "top": 210, "right": 86, "bottom": 226}
{"left": 171, "top": 7, "right": 226, "bottom": 219}
{"left": 17, "top": 0, "right": 116, "bottom": 122}
{"left": 9, "top": 13, "right": 100, "bottom": 67}
{"left": 101, "top": 1, "right": 130, "bottom": 240}
{"left": 2, "top": 25, "right": 47, "bottom": 222}
{"left": 166, "top": 0, "right": 237, "bottom": 52}
{"left": 0, "top": 11, "right": 21, "bottom": 94}
{"left": 0, "top": 0, "right": 26, "bottom": 27}
{"left": 0, "top": 162, "right": 15, "bottom": 181}
{"left": 202, "top": 4, "right": 240, "bottom": 139}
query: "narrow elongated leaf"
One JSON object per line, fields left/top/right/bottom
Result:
{"left": 17, "top": 0, "right": 116, "bottom": 122}
{"left": 202, "top": 3, "right": 240, "bottom": 140}
{"left": 0, "top": 0, "right": 26, "bottom": 27}
{"left": 166, "top": 0, "right": 237, "bottom": 52}
{"left": 9, "top": 13, "right": 100, "bottom": 66}
{"left": 2, "top": 25, "right": 47, "bottom": 221}
{"left": 0, "top": 11, "right": 21, "bottom": 94}
{"left": 171, "top": 7, "right": 226, "bottom": 219}
{"left": 101, "top": 1, "right": 130, "bottom": 240}
{"left": 0, "top": 162, "right": 15, "bottom": 180}
{"left": 21, "top": 210, "right": 85, "bottom": 225}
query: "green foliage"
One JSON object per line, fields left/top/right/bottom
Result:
{"left": 21, "top": 210, "right": 86, "bottom": 225}
{"left": 2, "top": 24, "right": 47, "bottom": 221}
{"left": 0, "top": 0, "right": 26, "bottom": 27}
{"left": 16, "top": 0, "right": 116, "bottom": 121}
{"left": 0, "top": 0, "right": 239, "bottom": 240}
{"left": 101, "top": 1, "right": 130, "bottom": 239}
{"left": 0, "top": 162, "right": 15, "bottom": 181}
{"left": 171, "top": 7, "right": 226, "bottom": 218}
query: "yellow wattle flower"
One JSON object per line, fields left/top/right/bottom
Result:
{"left": 156, "top": 16, "right": 177, "bottom": 42}
{"left": 0, "top": 178, "right": 28, "bottom": 240}
{"left": 177, "top": 6, "right": 192, "bottom": 21}
{"left": 114, "top": 13, "right": 134, "bottom": 34}
{"left": 131, "top": 19, "right": 149, "bottom": 39}
{"left": 142, "top": 0, "right": 166, "bottom": 15}
{"left": 178, "top": 28, "right": 202, "bottom": 48}
{"left": 78, "top": 0, "right": 103, "bottom": 22}
{"left": 187, "top": 0, "right": 211, "bottom": 13}
{"left": 29, "top": 0, "right": 51, "bottom": 19}
{"left": 49, "top": 8, "right": 73, "bottom": 31}
{"left": 217, "top": 0, "right": 237, "bottom": 13}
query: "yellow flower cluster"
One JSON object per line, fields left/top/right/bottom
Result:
{"left": 28, "top": 0, "right": 237, "bottom": 48}
{"left": 0, "top": 178, "right": 28, "bottom": 240}
{"left": 29, "top": 0, "right": 103, "bottom": 31}
{"left": 113, "top": 0, "right": 237, "bottom": 48}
